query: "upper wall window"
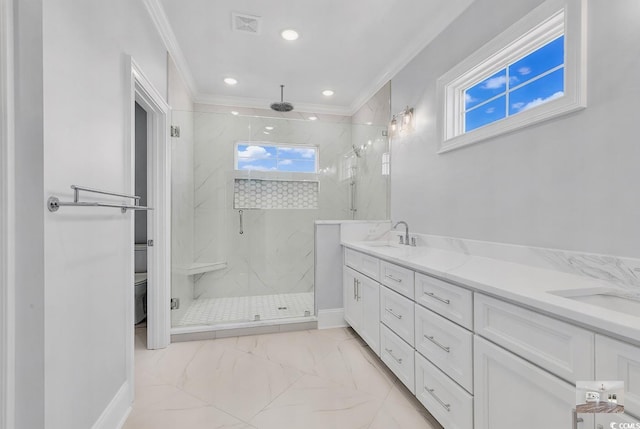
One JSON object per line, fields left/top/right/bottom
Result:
{"left": 464, "top": 36, "right": 565, "bottom": 132}
{"left": 235, "top": 143, "right": 318, "bottom": 173}
{"left": 437, "top": 0, "right": 587, "bottom": 153}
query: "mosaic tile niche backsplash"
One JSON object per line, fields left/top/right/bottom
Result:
{"left": 234, "top": 179, "right": 319, "bottom": 210}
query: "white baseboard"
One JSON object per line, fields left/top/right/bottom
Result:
{"left": 317, "top": 308, "right": 347, "bottom": 329}
{"left": 92, "top": 381, "right": 132, "bottom": 429}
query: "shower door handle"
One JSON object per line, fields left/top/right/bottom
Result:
{"left": 238, "top": 210, "right": 244, "bottom": 235}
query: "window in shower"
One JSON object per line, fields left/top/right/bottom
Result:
{"left": 235, "top": 142, "right": 318, "bottom": 173}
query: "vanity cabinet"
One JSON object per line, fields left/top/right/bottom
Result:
{"left": 343, "top": 244, "right": 640, "bottom": 429}
{"left": 474, "top": 335, "right": 593, "bottom": 429}
{"left": 343, "top": 266, "right": 380, "bottom": 355}
{"left": 595, "top": 335, "right": 640, "bottom": 419}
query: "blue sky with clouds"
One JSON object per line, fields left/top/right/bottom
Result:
{"left": 465, "top": 35, "right": 565, "bottom": 132}
{"left": 237, "top": 144, "right": 317, "bottom": 172}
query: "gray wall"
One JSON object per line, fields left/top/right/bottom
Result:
{"left": 135, "top": 102, "right": 147, "bottom": 244}
{"left": 315, "top": 224, "right": 343, "bottom": 310}
{"left": 391, "top": 0, "right": 640, "bottom": 258}
{"left": 14, "top": 1, "right": 45, "bottom": 427}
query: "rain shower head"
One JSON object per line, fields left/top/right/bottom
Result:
{"left": 270, "top": 84, "right": 294, "bottom": 112}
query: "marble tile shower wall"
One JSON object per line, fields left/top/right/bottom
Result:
{"left": 351, "top": 82, "right": 391, "bottom": 220}
{"left": 192, "top": 111, "right": 353, "bottom": 300}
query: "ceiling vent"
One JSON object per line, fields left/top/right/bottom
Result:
{"left": 232, "top": 12, "right": 262, "bottom": 35}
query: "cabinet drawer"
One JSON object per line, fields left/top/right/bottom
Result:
{"left": 380, "top": 324, "right": 415, "bottom": 394}
{"left": 415, "top": 272, "right": 473, "bottom": 329}
{"left": 415, "top": 352, "right": 473, "bottom": 429}
{"left": 380, "top": 260, "right": 414, "bottom": 299}
{"left": 474, "top": 293, "right": 594, "bottom": 383}
{"left": 596, "top": 335, "right": 640, "bottom": 418}
{"left": 415, "top": 304, "right": 473, "bottom": 393}
{"left": 344, "top": 248, "right": 379, "bottom": 281}
{"left": 380, "top": 286, "right": 414, "bottom": 346}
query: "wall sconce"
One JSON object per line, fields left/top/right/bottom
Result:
{"left": 389, "top": 106, "right": 414, "bottom": 137}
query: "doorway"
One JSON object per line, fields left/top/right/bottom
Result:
{"left": 126, "top": 58, "right": 171, "bottom": 398}
{"left": 133, "top": 102, "right": 149, "bottom": 334}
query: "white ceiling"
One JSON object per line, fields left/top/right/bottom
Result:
{"left": 152, "top": 0, "right": 474, "bottom": 114}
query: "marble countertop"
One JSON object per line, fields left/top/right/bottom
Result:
{"left": 341, "top": 240, "right": 640, "bottom": 345}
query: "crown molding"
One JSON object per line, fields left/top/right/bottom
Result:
{"left": 347, "top": 0, "right": 474, "bottom": 115}
{"left": 142, "top": 0, "right": 198, "bottom": 100}
{"left": 194, "top": 93, "right": 354, "bottom": 116}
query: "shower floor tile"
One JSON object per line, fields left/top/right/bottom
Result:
{"left": 177, "top": 292, "right": 314, "bottom": 326}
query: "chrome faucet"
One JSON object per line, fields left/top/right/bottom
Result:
{"left": 393, "top": 221, "right": 410, "bottom": 245}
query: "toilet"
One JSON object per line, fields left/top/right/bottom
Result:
{"left": 134, "top": 244, "right": 147, "bottom": 324}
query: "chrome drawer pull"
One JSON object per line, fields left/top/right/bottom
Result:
{"left": 385, "top": 274, "right": 402, "bottom": 283}
{"left": 426, "top": 387, "right": 451, "bottom": 412}
{"left": 384, "top": 348, "right": 403, "bottom": 364}
{"left": 353, "top": 278, "right": 357, "bottom": 300}
{"left": 424, "top": 335, "right": 450, "bottom": 352}
{"left": 424, "top": 291, "right": 450, "bottom": 304}
{"left": 385, "top": 308, "right": 403, "bottom": 319}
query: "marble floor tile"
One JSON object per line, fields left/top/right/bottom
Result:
{"left": 314, "top": 326, "right": 357, "bottom": 341}
{"left": 312, "top": 338, "right": 395, "bottom": 398}
{"left": 140, "top": 339, "right": 207, "bottom": 387}
{"left": 124, "top": 405, "right": 255, "bottom": 429}
{"left": 179, "top": 340, "right": 303, "bottom": 421}
{"left": 232, "top": 329, "right": 342, "bottom": 374}
{"left": 249, "top": 374, "right": 384, "bottom": 429}
{"left": 368, "top": 384, "right": 443, "bottom": 429}
{"left": 130, "top": 384, "right": 207, "bottom": 411}
{"left": 126, "top": 328, "right": 442, "bottom": 429}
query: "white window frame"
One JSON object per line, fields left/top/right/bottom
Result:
{"left": 437, "top": 0, "right": 587, "bottom": 153}
{"left": 234, "top": 141, "right": 319, "bottom": 173}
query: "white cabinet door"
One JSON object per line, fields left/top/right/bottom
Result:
{"left": 596, "top": 335, "right": 640, "bottom": 418}
{"left": 474, "top": 336, "right": 590, "bottom": 429}
{"left": 359, "top": 275, "right": 380, "bottom": 356}
{"left": 343, "top": 267, "right": 362, "bottom": 333}
{"left": 344, "top": 266, "right": 380, "bottom": 355}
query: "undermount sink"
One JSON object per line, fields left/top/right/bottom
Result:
{"left": 362, "top": 242, "right": 400, "bottom": 248}
{"left": 549, "top": 287, "right": 640, "bottom": 317}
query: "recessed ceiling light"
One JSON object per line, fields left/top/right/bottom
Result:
{"left": 231, "top": 111, "right": 239, "bottom": 115}
{"left": 281, "top": 29, "right": 299, "bottom": 41}
{"left": 265, "top": 126, "right": 274, "bottom": 130}
{"left": 365, "top": 121, "right": 373, "bottom": 126}
{"left": 263, "top": 131, "right": 270, "bottom": 135}
{"left": 322, "top": 89, "right": 334, "bottom": 97}
{"left": 224, "top": 77, "right": 238, "bottom": 85}
{"left": 308, "top": 116, "right": 318, "bottom": 121}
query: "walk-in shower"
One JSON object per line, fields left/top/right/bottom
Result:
{"left": 169, "top": 104, "right": 389, "bottom": 332}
